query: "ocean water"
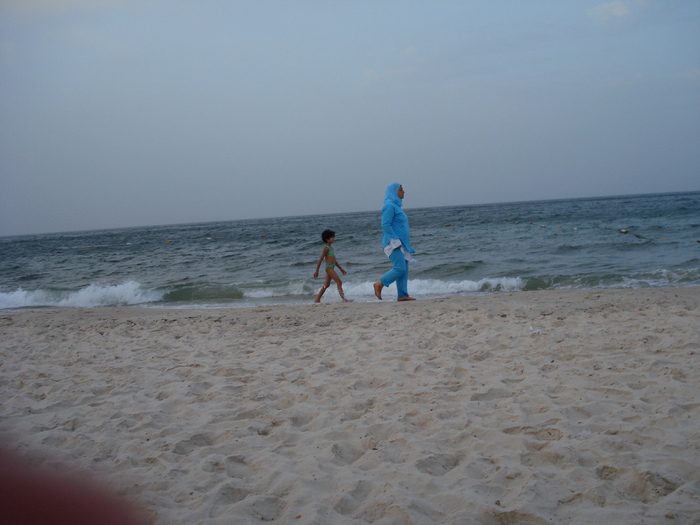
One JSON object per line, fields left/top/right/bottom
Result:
{"left": 1, "top": 192, "right": 698, "bottom": 310}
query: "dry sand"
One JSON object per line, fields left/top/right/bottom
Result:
{"left": 1, "top": 288, "right": 699, "bottom": 524}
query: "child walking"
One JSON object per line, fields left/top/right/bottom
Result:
{"left": 313, "top": 229, "right": 352, "bottom": 303}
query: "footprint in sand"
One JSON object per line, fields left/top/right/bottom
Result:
{"left": 334, "top": 480, "right": 373, "bottom": 516}
{"left": 415, "top": 453, "right": 459, "bottom": 476}
{"left": 612, "top": 469, "right": 680, "bottom": 504}
{"left": 173, "top": 433, "right": 214, "bottom": 455}
{"left": 331, "top": 441, "right": 363, "bottom": 465}
{"left": 478, "top": 509, "right": 551, "bottom": 525}
{"left": 225, "top": 455, "right": 251, "bottom": 478}
{"left": 233, "top": 495, "right": 284, "bottom": 521}
{"left": 209, "top": 484, "right": 250, "bottom": 518}
{"left": 502, "top": 426, "right": 563, "bottom": 441}
{"left": 471, "top": 388, "right": 512, "bottom": 402}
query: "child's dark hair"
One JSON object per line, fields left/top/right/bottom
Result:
{"left": 321, "top": 229, "right": 335, "bottom": 243}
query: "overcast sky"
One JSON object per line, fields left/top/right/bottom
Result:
{"left": 1, "top": 1, "right": 698, "bottom": 236}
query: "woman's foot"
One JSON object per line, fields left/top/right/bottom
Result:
{"left": 397, "top": 296, "right": 416, "bottom": 301}
{"left": 373, "top": 281, "right": 383, "bottom": 300}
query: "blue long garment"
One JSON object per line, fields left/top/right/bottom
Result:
{"left": 381, "top": 183, "right": 415, "bottom": 254}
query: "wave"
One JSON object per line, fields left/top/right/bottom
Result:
{"left": 163, "top": 284, "right": 245, "bottom": 302}
{"left": 0, "top": 281, "right": 164, "bottom": 309}
{"left": 0, "top": 277, "right": 526, "bottom": 309}
{"left": 243, "top": 281, "right": 313, "bottom": 299}
{"left": 523, "top": 267, "right": 700, "bottom": 291}
{"left": 334, "top": 277, "right": 526, "bottom": 299}
{"left": 2, "top": 268, "right": 697, "bottom": 310}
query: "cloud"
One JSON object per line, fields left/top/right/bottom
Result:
{"left": 589, "top": 1, "right": 632, "bottom": 22}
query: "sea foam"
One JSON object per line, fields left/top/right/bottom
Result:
{"left": 0, "top": 281, "right": 163, "bottom": 309}
{"left": 319, "top": 277, "right": 526, "bottom": 299}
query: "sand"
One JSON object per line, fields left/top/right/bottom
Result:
{"left": 1, "top": 287, "right": 699, "bottom": 524}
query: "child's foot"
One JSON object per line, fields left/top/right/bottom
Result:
{"left": 397, "top": 296, "right": 416, "bottom": 301}
{"left": 343, "top": 298, "right": 354, "bottom": 303}
{"left": 373, "top": 281, "right": 383, "bottom": 300}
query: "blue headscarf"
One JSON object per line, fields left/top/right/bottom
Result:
{"left": 383, "top": 183, "right": 403, "bottom": 207}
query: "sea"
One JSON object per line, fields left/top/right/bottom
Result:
{"left": 1, "top": 192, "right": 698, "bottom": 311}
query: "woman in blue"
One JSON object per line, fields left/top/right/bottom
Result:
{"left": 373, "top": 183, "right": 416, "bottom": 301}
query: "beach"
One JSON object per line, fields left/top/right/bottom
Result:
{"left": 1, "top": 287, "right": 699, "bottom": 524}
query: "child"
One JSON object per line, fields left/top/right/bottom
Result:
{"left": 313, "top": 229, "right": 352, "bottom": 303}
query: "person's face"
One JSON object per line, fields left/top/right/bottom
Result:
{"left": 397, "top": 186, "right": 405, "bottom": 199}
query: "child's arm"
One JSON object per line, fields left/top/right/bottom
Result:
{"left": 335, "top": 261, "right": 347, "bottom": 275}
{"left": 313, "top": 247, "right": 328, "bottom": 278}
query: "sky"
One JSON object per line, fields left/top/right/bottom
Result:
{"left": 0, "top": 1, "right": 698, "bottom": 236}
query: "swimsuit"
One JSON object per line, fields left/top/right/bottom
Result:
{"left": 325, "top": 246, "right": 335, "bottom": 268}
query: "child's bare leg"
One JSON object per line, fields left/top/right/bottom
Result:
{"left": 329, "top": 269, "right": 353, "bottom": 302}
{"left": 314, "top": 273, "right": 332, "bottom": 303}
{"left": 314, "top": 286, "right": 327, "bottom": 303}
{"left": 337, "top": 283, "right": 352, "bottom": 302}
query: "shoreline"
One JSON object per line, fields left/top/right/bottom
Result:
{"left": 3, "top": 284, "right": 700, "bottom": 316}
{"left": 1, "top": 287, "right": 699, "bottom": 523}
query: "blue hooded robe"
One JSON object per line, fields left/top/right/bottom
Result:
{"left": 381, "top": 182, "right": 415, "bottom": 254}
